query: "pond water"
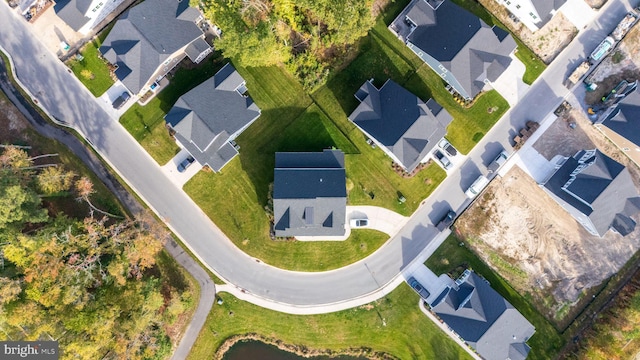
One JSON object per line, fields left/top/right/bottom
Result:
{"left": 222, "top": 340, "right": 369, "bottom": 360}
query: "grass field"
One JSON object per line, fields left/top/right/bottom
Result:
{"left": 188, "top": 285, "right": 472, "bottom": 360}
{"left": 426, "top": 235, "right": 566, "bottom": 360}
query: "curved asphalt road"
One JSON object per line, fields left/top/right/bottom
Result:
{"left": 0, "top": 0, "right": 635, "bottom": 310}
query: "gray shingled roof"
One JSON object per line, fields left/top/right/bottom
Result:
{"left": 530, "top": 0, "right": 568, "bottom": 28}
{"left": 431, "top": 271, "right": 535, "bottom": 360}
{"left": 599, "top": 84, "right": 640, "bottom": 147}
{"left": 348, "top": 79, "right": 452, "bottom": 172}
{"left": 273, "top": 150, "right": 346, "bottom": 237}
{"left": 99, "top": 0, "right": 205, "bottom": 94}
{"left": 185, "top": 38, "right": 211, "bottom": 62}
{"left": 165, "top": 63, "right": 261, "bottom": 172}
{"left": 542, "top": 149, "right": 640, "bottom": 236}
{"left": 391, "top": 0, "right": 516, "bottom": 100}
{"left": 53, "top": 0, "right": 91, "bottom": 31}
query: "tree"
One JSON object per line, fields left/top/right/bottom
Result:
{"left": 0, "top": 185, "right": 48, "bottom": 230}
{"left": 37, "top": 166, "right": 76, "bottom": 195}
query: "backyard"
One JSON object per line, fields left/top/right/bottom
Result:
{"left": 188, "top": 285, "right": 472, "bottom": 360}
{"left": 425, "top": 235, "right": 566, "bottom": 360}
{"left": 66, "top": 25, "right": 115, "bottom": 97}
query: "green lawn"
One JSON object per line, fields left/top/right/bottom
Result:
{"left": 426, "top": 235, "right": 566, "bottom": 360}
{"left": 119, "top": 54, "right": 226, "bottom": 165}
{"left": 66, "top": 39, "right": 114, "bottom": 97}
{"left": 188, "top": 285, "right": 472, "bottom": 360}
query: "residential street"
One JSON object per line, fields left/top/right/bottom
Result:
{"left": 0, "top": 0, "right": 636, "bottom": 312}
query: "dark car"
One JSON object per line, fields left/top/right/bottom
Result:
{"left": 433, "top": 150, "right": 452, "bottom": 170}
{"left": 436, "top": 210, "right": 456, "bottom": 231}
{"left": 111, "top": 91, "right": 131, "bottom": 110}
{"left": 438, "top": 138, "right": 458, "bottom": 157}
{"left": 408, "top": 277, "right": 430, "bottom": 299}
{"left": 177, "top": 156, "right": 195, "bottom": 172}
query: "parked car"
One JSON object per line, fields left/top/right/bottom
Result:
{"left": 111, "top": 91, "right": 131, "bottom": 110}
{"left": 465, "top": 175, "right": 490, "bottom": 198}
{"left": 436, "top": 209, "right": 456, "bottom": 231}
{"left": 350, "top": 218, "right": 369, "bottom": 228}
{"left": 177, "top": 156, "right": 195, "bottom": 172}
{"left": 433, "top": 150, "right": 452, "bottom": 170}
{"left": 488, "top": 150, "right": 509, "bottom": 173}
{"left": 438, "top": 138, "right": 457, "bottom": 157}
{"left": 408, "top": 277, "right": 430, "bottom": 299}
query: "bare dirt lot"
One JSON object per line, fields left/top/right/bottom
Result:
{"left": 479, "top": 0, "right": 577, "bottom": 63}
{"left": 456, "top": 108, "right": 640, "bottom": 328}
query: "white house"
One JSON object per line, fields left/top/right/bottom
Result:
{"left": 54, "top": 0, "right": 126, "bottom": 35}
{"left": 496, "top": 0, "right": 567, "bottom": 32}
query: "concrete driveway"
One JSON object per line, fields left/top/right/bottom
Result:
{"left": 490, "top": 54, "right": 529, "bottom": 107}
{"left": 29, "top": 6, "right": 82, "bottom": 57}
{"left": 160, "top": 149, "right": 203, "bottom": 188}
{"left": 560, "top": 0, "right": 599, "bottom": 30}
{"left": 96, "top": 81, "right": 136, "bottom": 118}
{"left": 347, "top": 205, "right": 409, "bottom": 236}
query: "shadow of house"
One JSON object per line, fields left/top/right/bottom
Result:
{"left": 540, "top": 149, "right": 640, "bottom": 237}
{"left": 389, "top": 0, "right": 517, "bottom": 101}
{"left": 273, "top": 150, "right": 347, "bottom": 237}
{"left": 430, "top": 270, "right": 536, "bottom": 360}
{"left": 347, "top": 79, "right": 452, "bottom": 173}
{"left": 595, "top": 81, "right": 640, "bottom": 167}
{"left": 98, "top": 0, "right": 211, "bottom": 96}
{"left": 54, "top": 0, "right": 126, "bottom": 35}
{"left": 164, "top": 63, "right": 261, "bottom": 172}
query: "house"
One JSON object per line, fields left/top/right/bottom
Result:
{"left": 54, "top": 0, "right": 125, "bottom": 35}
{"left": 389, "top": 0, "right": 517, "bottom": 100}
{"left": 164, "top": 64, "right": 260, "bottom": 172}
{"left": 541, "top": 149, "right": 640, "bottom": 237}
{"left": 273, "top": 150, "right": 347, "bottom": 237}
{"left": 430, "top": 270, "right": 535, "bottom": 360}
{"left": 99, "top": 0, "right": 212, "bottom": 96}
{"left": 595, "top": 81, "right": 640, "bottom": 167}
{"left": 495, "top": 0, "right": 567, "bottom": 32}
{"left": 347, "top": 79, "right": 452, "bottom": 173}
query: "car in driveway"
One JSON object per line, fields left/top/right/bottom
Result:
{"left": 111, "top": 91, "right": 131, "bottom": 110}
{"left": 436, "top": 209, "right": 456, "bottom": 231}
{"left": 438, "top": 138, "right": 457, "bottom": 157}
{"left": 177, "top": 156, "right": 195, "bottom": 172}
{"left": 433, "top": 150, "right": 452, "bottom": 170}
{"left": 349, "top": 218, "right": 369, "bottom": 228}
{"left": 408, "top": 277, "right": 430, "bottom": 300}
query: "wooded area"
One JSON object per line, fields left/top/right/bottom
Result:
{"left": 0, "top": 146, "right": 190, "bottom": 359}
{"left": 198, "top": 0, "right": 375, "bottom": 89}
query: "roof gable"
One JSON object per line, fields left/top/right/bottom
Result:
{"left": 348, "top": 80, "right": 452, "bottom": 172}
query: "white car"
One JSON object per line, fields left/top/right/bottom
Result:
{"left": 465, "top": 175, "right": 490, "bottom": 198}
{"left": 350, "top": 218, "right": 369, "bottom": 228}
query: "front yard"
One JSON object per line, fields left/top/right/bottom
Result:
{"left": 66, "top": 28, "right": 114, "bottom": 97}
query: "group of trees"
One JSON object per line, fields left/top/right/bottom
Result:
{"left": 199, "top": 0, "right": 375, "bottom": 88}
{"left": 0, "top": 146, "right": 183, "bottom": 359}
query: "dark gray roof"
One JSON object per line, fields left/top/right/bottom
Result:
{"left": 600, "top": 84, "right": 640, "bottom": 147}
{"left": 542, "top": 149, "right": 640, "bottom": 236}
{"left": 273, "top": 150, "right": 346, "bottom": 237}
{"left": 99, "top": 0, "right": 205, "bottom": 94}
{"left": 54, "top": 0, "right": 91, "bottom": 31}
{"left": 431, "top": 271, "right": 535, "bottom": 360}
{"left": 348, "top": 80, "right": 452, "bottom": 172}
{"left": 165, "top": 63, "right": 261, "bottom": 172}
{"left": 185, "top": 37, "right": 211, "bottom": 62}
{"left": 395, "top": 0, "right": 516, "bottom": 99}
